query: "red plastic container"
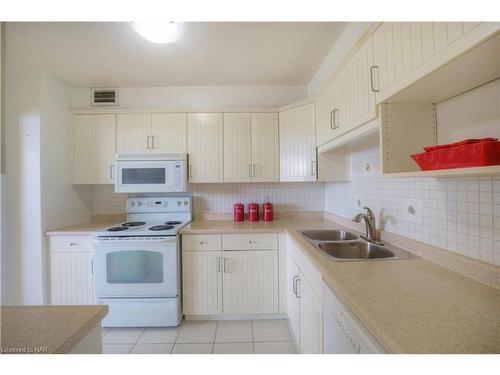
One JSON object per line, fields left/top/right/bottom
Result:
{"left": 411, "top": 138, "right": 500, "bottom": 171}
{"left": 248, "top": 202, "right": 259, "bottom": 222}
{"left": 233, "top": 202, "right": 244, "bottom": 222}
{"left": 263, "top": 201, "right": 274, "bottom": 222}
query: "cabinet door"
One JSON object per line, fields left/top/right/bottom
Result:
{"left": 336, "top": 38, "right": 376, "bottom": 135}
{"left": 182, "top": 251, "right": 223, "bottom": 315}
{"left": 223, "top": 113, "right": 252, "bottom": 182}
{"left": 315, "top": 78, "right": 339, "bottom": 147}
{"left": 279, "top": 103, "right": 317, "bottom": 181}
{"left": 187, "top": 113, "right": 224, "bottom": 183}
{"left": 73, "top": 114, "right": 116, "bottom": 184}
{"left": 116, "top": 113, "right": 151, "bottom": 153}
{"left": 373, "top": 22, "right": 491, "bottom": 103}
{"left": 50, "top": 252, "right": 95, "bottom": 305}
{"left": 151, "top": 113, "right": 187, "bottom": 153}
{"left": 222, "top": 250, "right": 278, "bottom": 314}
{"left": 251, "top": 113, "right": 280, "bottom": 182}
{"left": 287, "top": 254, "right": 300, "bottom": 343}
{"left": 298, "top": 274, "right": 323, "bottom": 354}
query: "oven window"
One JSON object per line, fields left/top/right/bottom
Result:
{"left": 106, "top": 251, "right": 164, "bottom": 283}
{"left": 122, "top": 168, "right": 166, "bottom": 184}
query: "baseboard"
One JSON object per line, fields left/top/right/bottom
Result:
{"left": 184, "top": 313, "right": 287, "bottom": 321}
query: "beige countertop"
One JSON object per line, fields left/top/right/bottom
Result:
{"left": 45, "top": 218, "right": 500, "bottom": 353}
{"left": 181, "top": 218, "right": 500, "bottom": 354}
{"left": 1, "top": 305, "right": 108, "bottom": 354}
{"left": 46, "top": 222, "right": 117, "bottom": 236}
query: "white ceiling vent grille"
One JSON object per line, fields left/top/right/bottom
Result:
{"left": 91, "top": 88, "right": 118, "bottom": 106}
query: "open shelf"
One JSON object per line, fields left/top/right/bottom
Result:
{"left": 381, "top": 30, "right": 500, "bottom": 179}
{"left": 383, "top": 165, "right": 500, "bottom": 178}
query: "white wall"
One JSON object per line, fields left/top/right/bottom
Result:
{"left": 307, "top": 23, "right": 371, "bottom": 96}
{"left": 1, "top": 73, "right": 92, "bottom": 305}
{"left": 70, "top": 85, "right": 308, "bottom": 110}
{"left": 2, "top": 74, "right": 42, "bottom": 304}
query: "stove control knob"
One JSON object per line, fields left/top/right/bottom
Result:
{"left": 177, "top": 201, "right": 182, "bottom": 206}
{"left": 138, "top": 201, "right": 142, "bottom": 207}
{"left": 130, "top": 201, "right": 135, "bottom": 207}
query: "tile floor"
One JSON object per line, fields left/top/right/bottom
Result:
{"left": 102, "top": 319, "right": 297, "bottom": 354}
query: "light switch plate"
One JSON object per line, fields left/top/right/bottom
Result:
{"left": 402, "top": 198, "right": 423, "bottom": 224}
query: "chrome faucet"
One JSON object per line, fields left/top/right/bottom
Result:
{"left": 352, "top": 207, "right": 384, "bottom": 245}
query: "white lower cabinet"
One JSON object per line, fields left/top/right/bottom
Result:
{"left": 182, "top": 251, "right": 223, "bottom": 314}
{"left": 287, "top": 250, "right": 323, "bottom": 354}
{"left": 223, "top": 250, "right": 278, "bottom": 314}
{"left": 49, "top": 236, "right": 95, "bottom": 305}
{"left": 182, "top": 233, "right": 279, "bottom": 315}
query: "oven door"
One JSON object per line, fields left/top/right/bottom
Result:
{"left": 94, "top": 237, "right": 179, "bottom": 298}
{"left": 115, "top": 160, "right": 175, "bottom": 193}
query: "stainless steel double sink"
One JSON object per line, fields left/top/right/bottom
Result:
{"left": 298, "top": 229, "right": 416, "bottom": 262}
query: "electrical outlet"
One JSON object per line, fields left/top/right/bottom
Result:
{"left": 402, "top": 198, "right": 423, "bottom": 224}
{"left": 354, "top": 195, "right": 364, "bottom": 209}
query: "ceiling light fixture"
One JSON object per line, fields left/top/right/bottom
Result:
{"left": 131, "top": 22, "right": 177, "bottom": 44}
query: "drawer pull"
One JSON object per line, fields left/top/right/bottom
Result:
{"left": 70, "top": 243, "right": 78, "bottom": 246}
{"left": 199, "top": 241, "right": 205, "bottom": 245}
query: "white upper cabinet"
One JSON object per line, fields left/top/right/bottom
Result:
{"left": 372, "top": 22, "right": 496, "bottom": 103}
{"left": 316, "top": 38, "right": 376, "bottom": 147}
{"left": 223, "top": 112, "right": 280, "bottom": 183}
{"left": 187, "top": 113, "right": 224, "bottom": 183}
{"left": 251, "top": 113, "right": 280, "bottom": 182}
{"left": 116, "top": 113, "right": 151, "bottom": 153}
{"left": 117, "top": 113, "right": 187, "bottom": 154}
{"left": 279, "top": 103, "right": 317, "bottom": 181}
{"left": 223, "top": 113, "right": 252, "bottom": 182}
{"left": 73, "top": 114, "right": 116, "bottom": 184}
{"left": 151, "top": 113, "right": 187, "bottom": 153}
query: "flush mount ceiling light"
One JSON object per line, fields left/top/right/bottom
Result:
{"left": 131, "top": 22, "right": 177, "bottom": 44}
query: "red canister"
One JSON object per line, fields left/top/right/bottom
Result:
{"left": 263, "top": 201, "right": 273, "bottom": 222}
{"left": 233, "top": 202, "right": 244, "bottom": 222}
{"left": 248, "top": 202, "right": 259, "bottom": 222}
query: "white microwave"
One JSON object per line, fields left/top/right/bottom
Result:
{"left": 114, "top": 153, "right": 187, "bottom": 193}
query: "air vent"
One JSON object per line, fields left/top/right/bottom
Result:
{"left": 91, "top": 88, "right": 118, "bottom": 106}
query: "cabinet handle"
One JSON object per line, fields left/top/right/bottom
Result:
{"left": 248, "top": 164, "right": 252, "bottom": 178}
{"left": 296, "top": 277, "right": 302, "bottom": 298}
{"left": 292, "top": 275, "right": 298, "bottom": 297}
{"left": 217, "top": 257, "right": 222, "bottom": 273}
{"left": 370, "top": 66, "right": 379, "bottom": 92}
{"left": 151, "top": 135, "right": 156, "bottom": 149}
{"left": 189, "top": 164, "right": 193, "bottom": 179}
{"left": 91, "top": 259, "right": 94, "bottom": 275}
{"left": 223, "top": 257, "right": 228, "bottom": 273}
{"left": 252, "top": 164, "right": 256, "bottom": 178}
{"left": 109, "top": 165, "right": 115, "bottom": 179}
{"left": 146, "top": 135, "right": 150, "bottom": 149}
{"left": 332, "top": 108, "right": 339, "bottom": 129}
{"left": 70, "top": 243, "right": 78, "bottom": 246}
{"left": 311, "top": 160, "right": 317, "bottom": 176}
{"left": 330, "top": 110, "right": 334, "bottom": 129}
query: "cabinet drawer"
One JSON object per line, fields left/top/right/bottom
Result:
{"left": 223, "top": 233, "right": 278, "bottom": 251}
{"left": 50, "top": 236, "right": 93, "bottom": 252}
{"left": 182, "top": 234, "right": 222, "bottom": 251}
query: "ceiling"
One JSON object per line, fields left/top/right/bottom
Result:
{"left": 5, "top": 22, "right": 347, "bottom": 87}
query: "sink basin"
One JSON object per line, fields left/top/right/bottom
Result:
{"left": 318, "top": 241, "right": 395, "bottom": 260}
{"left": 299, "top": 230, "right": 358, "bottom": 242}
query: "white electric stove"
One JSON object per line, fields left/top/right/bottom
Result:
{"left": 93, "top": 197, "right": 192, "bottom": 327}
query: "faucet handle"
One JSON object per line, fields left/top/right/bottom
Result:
{"left": 362, "top": 207, "right": 375, "bottom": 218}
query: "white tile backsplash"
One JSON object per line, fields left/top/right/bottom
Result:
{"left": 91, "top": 182, "right": 325, "bottom": 215}
{"left": 324, "top": 137, "right": 499, "bottom": 266}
